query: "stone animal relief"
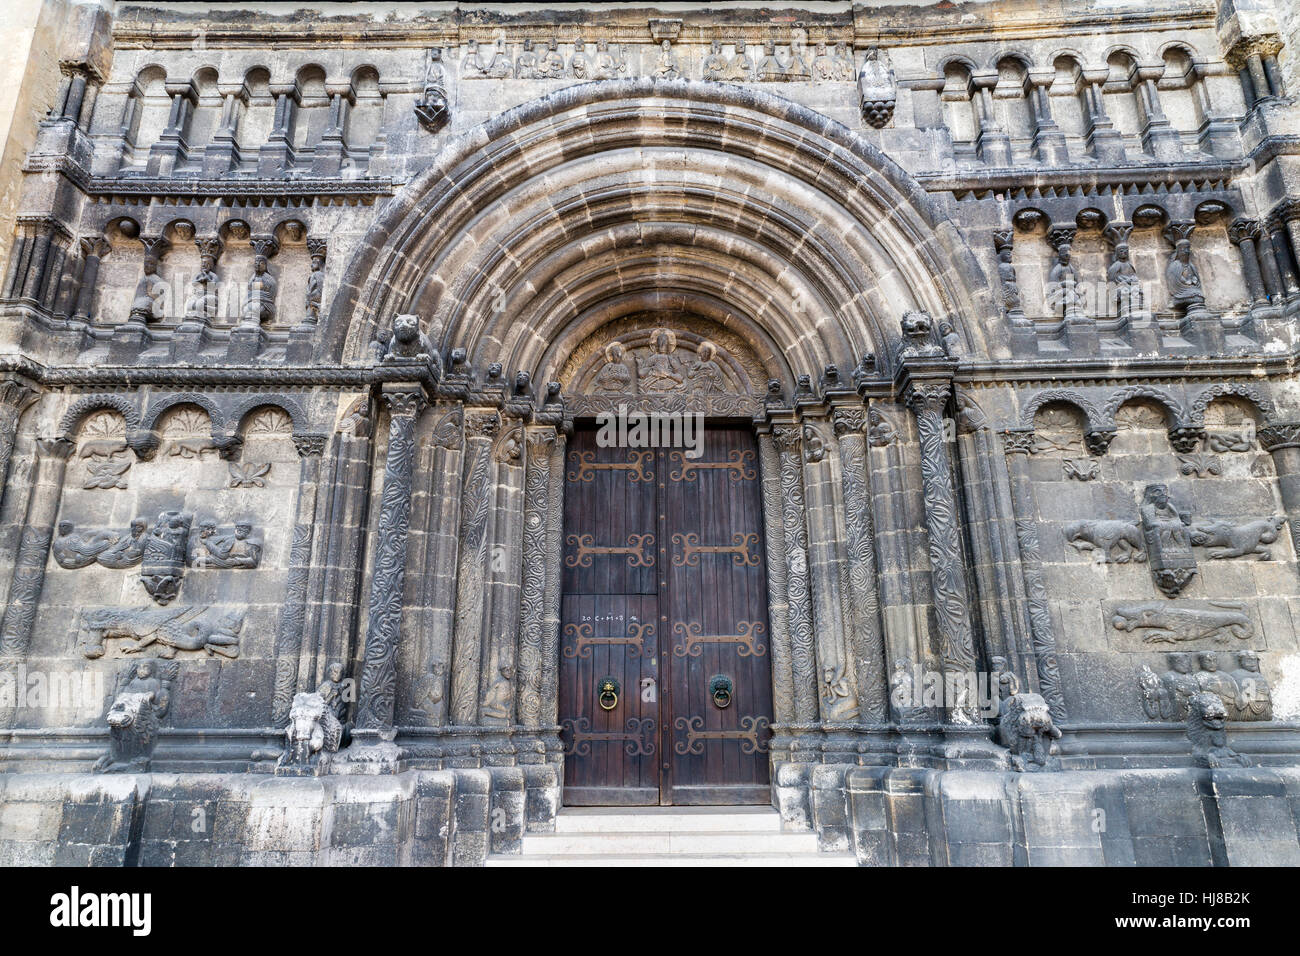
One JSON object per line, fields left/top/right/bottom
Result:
{"left": 276, "top": 690, "right": 344, "bottom": 775}
{"left": 79, "top": 604, "right": 245, "bottom": 660}
{"left": 1137, "top": 650, "right": 1272, "bottom": 722}
{"left": 94, "top": 659, "right": 178, "bottom": 773}
{"left": 1186, "top": 692, "right": 1250, "bottom": 768}
{"left": 1111, "top": 601, "right": 1254, "bottom": 645}
{"left": 1063, "top": 482, "right": 1288, "bottom": 597}
{"left": 53, "top": 511, "right": 262, "bottom": 604}
{"left": 996, "top": 691, "right": 1063, "bottom": 772}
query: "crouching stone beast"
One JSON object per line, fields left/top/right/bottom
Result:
{"left": 997, "top": 692, "right": 1063, "bottom": 772}
{"left": 276, "top": 691, "right": 343, "bottom": 774}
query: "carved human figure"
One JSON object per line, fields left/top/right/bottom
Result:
{"left": 996, "top": 243, "right": 1023, "bottom": 314}
{"left": 303, "top": 249, "right": 325, "bottom": 324}
{"left": 703, "top": 39, "right": 727, "bottom": 80}
{"left": 316, "top": 661, "right": 350, "bottom": 723}
{"left": 687, "top": 340, "right": 726, "bottom": 392}
{"left": 129, "top": 256, "right": 168, "bottom": 323}
{"left": 1165, "top": 240, "right": 1206, "bottom": 314}
{"left": 1230, "top": 651, "right": 1273, "bottom": 721}
{"left": 98, "top": 517, "right": 149, "bottom": 569}
{"left": 938, "top": 321, "right": 961, "bottom": 357}
{"left": 889, "top": 658, "right": 916, "bottom": 721}
{"left": 812, "top": 41, "right": 835, "bottom": 81}
{"left": 653, "top": 39, "right": 679, "bottom": 79}
{"left": 757, "top": 40, "right": 784, "bottom": 80}
{"left": 594, "top": 39, "right": 622, "bottom": 79}
{"left": 1047, "top": 242, "right": 1082, "bottom": 319}
{"left": 833, "top": 41, "right": 855, "bottom": 80}
{"left": 785, "top": 36, "right": 811, "bottom": 79}
{"left": 481, "top": 665, "right": 515, "bottom": 722}
{"left": 241, "top": 254, "right": 277, "bottom": 325}
{"left": 1195, "top": 651, "right": 1237, "bottom": 712}
{"left": 725, "top": 41, "right": 752, "bottom": 80}
{"left": 1107, "top": 243, "right": 1143, "bottom": 317}
{"left": 569, "top": 38, "right": 590, "bottom": 79}
{"left": 192, "top": 521, "right": 262, "bottom": 570}
{"left": 487, "top": 37, "right": 513, "bottom": 77}
{"left": 183, "top": 252, "right": 219, "bottom": 323}
{"left": 1161, "top": 652, "right": 1200, "bottom": 720}
{"left": 52, "top": 521, "right": 121, "bottom": 569}
{"left": 542, "top": 40, "right": 566, "bottom": 79}
{"left": 1140, "top": 484, "right": 1192, "bottom": 551}
{"left": 516, "top": 39, "right": 539, "bottom": 79}
{"left": 637, "top": 329, "right": 685, "bottom": 392}
{"left": 591, "top": 340, "right": 634, "bottom": 393}
{"left": 462, "top": 39, "right": 488, "bottom": 76}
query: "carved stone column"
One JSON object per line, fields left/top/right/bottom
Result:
{"left": 0, "top": 436, "right": 74, "bottom": 659}
{"left": 771, "top": 424, "right": 820, "bottom": 724}
{"left": 449, "top": 408, "right": 500, "bottom": 726}
{"left": 902, "top": 380, "right": 980, "bottom": 723}
{"left": 800, "top": 418, "right": 858, "bottom": 722}
{"left": 354, "top": 386, "right": 426, "bottom": 735}
{"left": 480, "top": 415, "right": 526, "bottom": 727}
{"left": 0, "top": 380, "right": 35, "bottom": 515}
{"left": 271, "top": 432, "right": 328, "bottom": 724}
{"left": 71, "top": 237, "right": 109, "bottom": 323}
{"left": 1001, "top": 428, "right": 1068, "bottom": 722}
{"left": 1228, "top": 219, "right": 1270, "bottom": 310}
{"left": 516, "top": 427, "right": 558, "bottom": 729}
{"left": 757, "top": 428, "right": 796, "bottom": 725}
{"left": 1259, "top": 421, "right": 1300, "bottom": 561}
{"left": 831, "top": 406, "right": 888, "bottom": 722}
{"left": 538, "top": 429, "right": 567, "bottom": 731}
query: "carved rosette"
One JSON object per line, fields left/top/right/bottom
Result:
{"left": 905, "top": 382, "right": 979, "bottom": 722}
{"left": 771, "top": 424, "right": 819, "bottom": 722}
{"left": 355, "top": 388, "right": 425, "bottom": 731}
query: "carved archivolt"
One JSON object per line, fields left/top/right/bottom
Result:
{"left": 559, "top": 319, "right": 768, "bottom": 416}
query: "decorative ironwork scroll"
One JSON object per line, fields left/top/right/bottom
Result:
{"left": 562, "top": 620, "right": 652, "bottom": 659}
{"left": 668, "top": 448, "right": 757, "bottom": 482}
{"left": 566, "top": 449, "right": 653, "bottom": 483}
{"left": 562, "top": 716, "right": 657, "bottom": 756}
{"left": 672, "top": 620, "right": 767, "bottom": 657}
{"left": 673, "top": 715, "right": 770, "bottom": 755}
{"left": 670, "top": 531, "right": 761, "bottom": 567}
{"left": 565, "top": 532, "right": 655, "bottom": 568}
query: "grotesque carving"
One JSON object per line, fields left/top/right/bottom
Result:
{"left": 277, "top": 691, "right": 344, "bottom": 773}
{"left": 1189, "top": 516, "right": 1286, "bottom": 560}
{"left": 997, "top": 692, "right": 1062, "bottom": 772}
{"left": 1111, "top": 602, "right": 1254, "bottom": 645}
{"left": 79, "top": 605, "right": 244, "bottom": 659}
{"left": 1064, "top": 519, "right": 1146, "bottom": 563}
{"left": 1186, "top": 692, "right": 1250, "bottom": 768}
{"left": 415, "top": 47, "right": 450, "bottom": 131}
{"left": 94, "top": 659, "right": 177, "bottom": 773}
{"left": 899, "top": 311, "right": 942, "bottom": 358}
{"left": 858, "top": 47, "right": 896, "bottom": 128}
{"left": 140, "top": 510, "right": 193, "bottom": 605}
{"left": 376, "top": 314, "right": 438, "bottom": 373}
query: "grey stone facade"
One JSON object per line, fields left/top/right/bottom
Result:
{"left": 2, "top": 0, "right": 1300, "bottom": 866}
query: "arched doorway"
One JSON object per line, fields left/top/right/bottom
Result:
{"left": 557, "top": 321, "right": 774, "bottom": 805}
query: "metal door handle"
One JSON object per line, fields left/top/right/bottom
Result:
{"left": 710, "top": 674, "right": 734, "bottom": 709}
{"left": 598, "top": 677, "right": 620, "bottom": 711}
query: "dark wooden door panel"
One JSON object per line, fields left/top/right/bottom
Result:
{"left": 559, "top": 425, "right": 772, "bottom": 806}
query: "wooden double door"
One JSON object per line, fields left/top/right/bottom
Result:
{"left": 559, "top": 424, "right": 773, "bottom": 805}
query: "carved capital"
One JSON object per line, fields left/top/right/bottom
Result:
{"left": 306, "top": 237, "right": 328, "bottom": 259}
{"left": 78, "top": 235, "right": 111, "bottom": 259}
{"left": 465, "top": 408, "right": 501, "bottom": 439}
{"left": 138, "top": 235, "right": 171, "bottom": 261}
{"left": 1046, "top": 225, "right": 1077, "bottom": 251}
{"left": 831, "top": 406, "right": 866, "bottom": 436}
{"left": 1083, "top": 427, "right": 1117, "bottom": 456}
{"left": 36, "top": 436, "right": 75, "bottom": 460}
{"left": 1162, "top": 220, "right": 1196, "bottom": 246}
{"left": 292, "top": 433, "right": 329, "bottom": 458}
{"left": 525, "top": 426, "right": 557, "bottom": 460}
{"left": 1102, "top": 222, "right": 1133, "bottom": 250}
{"left": 992, "top": 229, "right": 1014, "bottom": 253}
{"left": 1002, "top": 428, "right": 1036, "bottom": 457}
{"left": 381, "top": 389, "right": 425, "bottom": 418}
{"left": 1258, "top": 420, "right": 1300, "bottom": 452}
{"left": 249, "top": 234, "right": 280, "bottom": 260}
{"left": 904, "top": 381, "right": 951, "bottom": 418}
{"left": 771, "top": 424, "right": 802, "bottom": 454}
{"left": 0, "top": 380, "right": 35, "bottom": 412}
{"left": 1167, "top": 424, "right": 1205, "bottom": 455}
{"left": 1228, "top": 218, "right": 1262, "bottom": 246}
{"left": 1278, "top": 198, "right": 1300, "bottom": 226}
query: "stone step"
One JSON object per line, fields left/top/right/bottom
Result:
{"left": 554, "top": 807, "right": 784, "bottom": 833}
{"left": 518, "top": 829, "right": 820, "bottom": 856}
{"left": 487, "top": 852, "right": 857, "bottom": 867}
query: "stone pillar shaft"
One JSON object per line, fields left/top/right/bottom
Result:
{"left": 449, "top": 408, "right": 500, "bottom": 726}
{"left": 272, "top": 434, "right": 327, "bottom": 723}
{"left": 772, "top": 425, "right": 820, "bottom": 724}
{"left": 757, "top": 430, "right": 796, "bottom": 724}
{"left": 1002, "top": 429, "right": 1068, "bottom": 721}
{"left": 354, "top": 387, "right": 424, "bottom": 732}
{"left": 538, "top": 431, "right": 566, "bottom": 729}
{"left": 517, "top": 426, "right": 558, "bottom": 728}
{"left": 1260, "top": 422, "right": 1300, "bottom": 561}
{"left": 0, "top": 437, "right": 74, "bottom": 659}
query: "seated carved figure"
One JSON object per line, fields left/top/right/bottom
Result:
{"left": 93, "top": 660, "right": 174, "bottom": 773}
{"left": 277, "top": 691, "right": 343, "bottom": 772}
{"left": 375, "top": 314, "right": 438, "bottom": 371}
